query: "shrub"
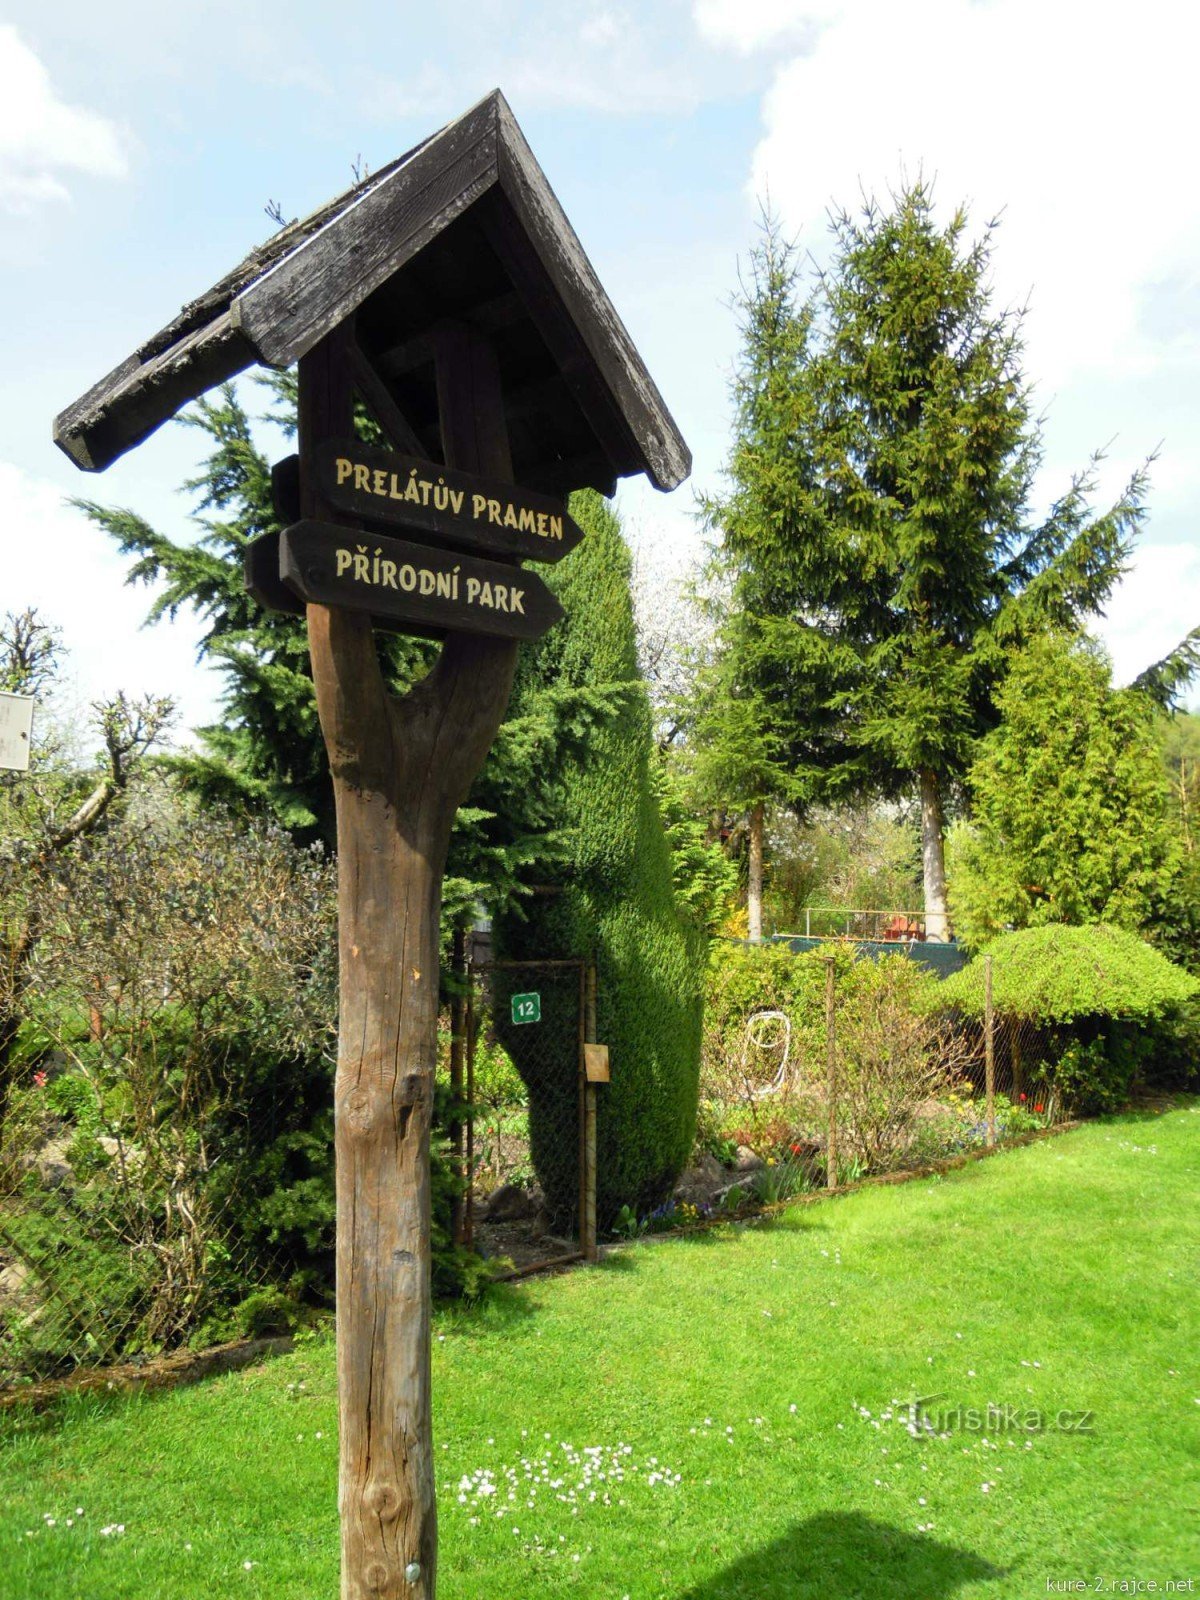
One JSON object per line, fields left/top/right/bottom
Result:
{"left": 938, "top": 924, "right": 1199, "bottom": 1112}
{"left": 494, "top": 493, "right": 704, "bottom": 1226}
{"left": 833, "top": 960, "right": 975, "bottom": 1172}
{"left": 939, "top": 923, "right": 1198, "bottom": 1023}
{"left": 702, "top": 941, "right": 974, "bottom": 1172}
{"left": 2, "top": 791, "right": 492, "bottom": 1383}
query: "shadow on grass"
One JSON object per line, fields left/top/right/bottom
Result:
{"left": 674, "top": 1510, "right": 1003, "bottom": 1600}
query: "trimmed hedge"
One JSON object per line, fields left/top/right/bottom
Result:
{"left": 938, "top": 924, "right": 1198, "bottom": 1022}
{"left": 493, "top": 492, "right": 704, "bottom": 1226}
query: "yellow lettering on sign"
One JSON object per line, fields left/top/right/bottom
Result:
{"left": 335, "top": 457, "right": 353, "bottom": 486}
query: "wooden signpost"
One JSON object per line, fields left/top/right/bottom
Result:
{"left": 54, "top": 89, "right": 688, "bottom": 1600}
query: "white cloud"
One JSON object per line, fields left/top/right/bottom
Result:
{"left": 0, "top": 26, "right": 127, "bottom": 212}
{"left": 1092, "top": 542, "right": 1200, "bottom": 704}
{"left": 0, "top": 462, "right": 221, "bottom": 743}
{"left": 694, "top": 0, "right": 828, "bottom": 53}
{"left": 700, "top": 0, "right": 1199, "bottom": 399}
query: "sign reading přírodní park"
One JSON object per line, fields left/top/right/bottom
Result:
{"left": 279, "top": 520, "right": 563, "bottom": 641}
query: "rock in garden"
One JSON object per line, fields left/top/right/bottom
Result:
{"left": 34, "top": 1135, "right": 75, "bottom": 1188}
{"left": 482, "top": 1183, "right": 542, "bottom": 1223}
{"left": 674, "top": 1152, "right": 725, "bottom": 1207}
{"left": 0, "top": 1259, "right": 32, "bottom": 1301}
{"left": 734, "top": 1146, "right": 765, "bottom": 1174}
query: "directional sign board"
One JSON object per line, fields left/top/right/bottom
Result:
{"left": 315, "top": 441, "right": 584, "bottom": 564}
{"left": 278, "top": 520, "right": 564, "bottom": 642}
{"left": 0, "top": 692, "right": 34, "bottom": 771}
{"left": 510, "top": 992, "right": 541, "bottom": 1025}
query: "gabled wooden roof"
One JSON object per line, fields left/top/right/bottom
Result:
{"left": 54, "top": 91, "right": 690, "bottom": 496}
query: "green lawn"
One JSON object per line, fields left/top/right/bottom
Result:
{"left": 2, "top": 1105, "right": 1198, "bottom": 1599}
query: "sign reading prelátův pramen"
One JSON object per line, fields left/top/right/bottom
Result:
{"left": 316, "top": 439, "right": 584, "bottom": 564}
{"left": 279, "top": 520, "right": 564, "bottom": 642}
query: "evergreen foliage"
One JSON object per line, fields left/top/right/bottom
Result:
{"left": 702, "top": 193, "right": 1186, "bottom": 932}
{"left": 71, "top": 377, "right": 428, "bottom": 845}
{"left": 938, "top": 923, "right": 1198, "bottom": 1024}
{"left": 948, "top": 634, "right": 1178, "bottom": 943}
{"left": 494, "top": 492, "right": 704, "bottom": 1225}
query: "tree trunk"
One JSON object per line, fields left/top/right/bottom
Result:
{"left": 301, "top": 322, "right": 518, "bottom": 1600}
{"left": 747, "top": 800, "right": 765, "bottom": 942}
{"left": 919, "top": 767, "right": 951, "bottom": 942}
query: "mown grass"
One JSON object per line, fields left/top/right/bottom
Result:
{"left": 2, "top": 1104, "right": 1197, "bottom": 1599}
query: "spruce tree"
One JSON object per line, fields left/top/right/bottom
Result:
{"left": 694, "top": 219, "right": 826, "bottom": 938}
{"left": 705, "top": 193, "right": 1185, "bottom": 939}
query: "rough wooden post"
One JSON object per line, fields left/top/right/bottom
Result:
{"left": 984, "top": 954, "right": 996, "bottom": 1148}
{"left": 824, "top": 957, "right": 837, "bottom": 1191}
{"left": 583, "top": 961, "right": 599, "bottom": 1261}
{"left": 302, "top": 321, "right": 519, "bottom": 1600}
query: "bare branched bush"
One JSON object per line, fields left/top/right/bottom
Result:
{"left": 1, "top": 786, "right": 337, "bottom": 1372}
{"left": 833, "top": 971, "right": 975, "bottom": 1172}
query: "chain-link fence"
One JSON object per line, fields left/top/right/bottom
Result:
{"left": 698, "top": 947, "right": 1073, "bottom": 1209}
{"left": 0, "top": 1084, "right": 285, "bottom": 1391}
{"left": 941, "top": 955, "right": 1062, "bottom": 1136}
{"left": 459, "top": 958, "right": 591, "bottom": 1275}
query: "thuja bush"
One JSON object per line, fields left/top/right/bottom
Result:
{"left": 939, "top": 923, "right": 1200, "bottom": 1112}
{"left": 494, "top": 493, "right": 704, "bottom": 1227}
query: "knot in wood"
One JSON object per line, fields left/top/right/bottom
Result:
{"left": 364, "top": 1560, "right": 391, "bottom": 1593}
{"left": 364, "top": 1479, "right": 402, "bottom": 1519}
{"left": 342, "top": 1088, "right": 374, "bottom": 1132}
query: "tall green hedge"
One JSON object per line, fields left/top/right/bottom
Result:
{"left": 493, "top": 492, "right": 704, "bottom": 1225}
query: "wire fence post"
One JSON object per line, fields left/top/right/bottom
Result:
{"left": 583, "top": 960, "right": 599, "bottom": 1262}
{"left": 824, "top": 956, "right": 837, "bottom": 1191}
{"left": 449, "top": 928, "right": 467, "bottom": 1246}
{"left": 984, "top": 953, "right": 996, "bottom": 1148}
{"left": 464, "top": 959, "right": 477, "bottom": 1249}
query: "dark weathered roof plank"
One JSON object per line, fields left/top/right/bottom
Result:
{"left": 230, "top": 105, "right": 500, "bottom": 367}
{"left": 54, "top": 90, "right": 689, "bottom": 495}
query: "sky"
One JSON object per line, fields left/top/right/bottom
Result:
{"left": 1, "top": 0, "right": 1196, "bottom": 747}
